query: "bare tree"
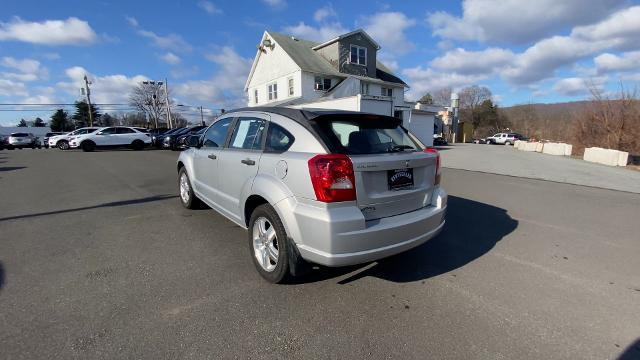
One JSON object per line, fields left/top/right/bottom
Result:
{"left": 572, "top": 83, "right": 640, "bottom": 155}
{"left": 129, "top": 82, "right": 172, "bottom": 128}
{"left": 432, "top": 87, "right": 452, "bottom": 106}
{"left": 458, "top": 85, "right": 492, "bottom": 136}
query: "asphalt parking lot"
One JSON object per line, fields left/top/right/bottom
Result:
{"left": 1, "top": 148, "right": 639, "bottom": 360}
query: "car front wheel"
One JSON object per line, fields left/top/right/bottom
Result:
{"left": 57, "top": 141, "right": 69, "bottom": 150}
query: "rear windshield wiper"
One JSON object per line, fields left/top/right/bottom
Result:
{"left": 389, "top": 145, "right": 415, "bottom": 152}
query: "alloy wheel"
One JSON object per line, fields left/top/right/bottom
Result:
{"left": 252, "top": 217, "right": 279, "bottom": 272}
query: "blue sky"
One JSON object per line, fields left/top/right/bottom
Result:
{"left": 1, "top": 0, "right": 640, "bottom": 126}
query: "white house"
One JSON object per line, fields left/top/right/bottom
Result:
{"left": 244, "top": 29, "right": 439, "bottom": 146}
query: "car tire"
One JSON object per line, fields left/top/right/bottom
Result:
{"left": 178, "top": 168, "right": 202, "bottom": 209}
{"left": 131, "top": 140, "right": 144, "bottom": 151}
{"left": 57, "top": 140, "right": 69, "bottom": 150}
{"left": 81, "top": 141, "right": 96, "bottom": 152}
{"left": 248, "top": 203, "right": 303, "bottom": 284}
{"left": 7, "top": 145, "right": 14, "bottom": 150}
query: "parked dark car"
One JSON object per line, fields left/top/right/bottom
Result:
{"left": 176, "top": 126, "right": 207, "bottom": 150}
{"left": 163, "top": 126, "right": 205, "bottom": 151}
{"left": 0, "top": 135, "right": 7, "bottom": 150}
{"left": 158, "top": 127, "right": 185, "bottom": 149}
{"left": 43, "top": 132, "right": 65, "bottom": 148}
{"left": 433, "top": 136, "right": 448, "bottom": 146}
{"left": 149, "top": 128, "right": 170, "bottom": 148}
{"left": 177, "top": 127, "right": 206, "bottom": 150}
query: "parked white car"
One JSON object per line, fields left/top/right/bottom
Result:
{"left": 6, "top": 132, "right": 38, "bottom": 149}
{"left": 69, "top": 126, "right": 151, "bottom": 151}
{"left": 48, "top": 127, "right": 100, "bottom": 150}
{"left": 177, "top": 107, "right": 447, "bottom": 283}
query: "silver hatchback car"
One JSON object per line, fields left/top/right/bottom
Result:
{"left": 177, "top": 107, "right": 447, "bottom": 283}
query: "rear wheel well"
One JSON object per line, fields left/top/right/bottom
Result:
{"left": 177, "top": 161, "right": 185, "bottom": 172}
{"left": 244, "top": 195, "right": 269, "bottom": 227}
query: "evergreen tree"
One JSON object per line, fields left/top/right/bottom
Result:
{"left": 72, "top": 100, "right": 100, "bottom": 128}
{"left": 418, "top": 93, "right": 434, "bottom": 105}
{"left": 17, "top": 119, "right": 27, "bottom": 127}
{"left": 50, "top": 109, "right": 70, "bottom": 132}
{"left": 34, "top": 117, "right": 46, "bottom": 127}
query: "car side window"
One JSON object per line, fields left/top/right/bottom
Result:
{"left": 265, "top": 123, "right": 294, "bottom": 153}
{"left": 99, "top": 128, "right": 117, "bottom": 135}
{"left": 229, "top": 117, "right": 266, "bottom": 150}
{"left": 203, "top": 118, "right": 233, "bottom": 148}
{"left": 117, "top": 127, "right": 135, "bottom": 134}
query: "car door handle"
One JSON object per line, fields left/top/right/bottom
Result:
{"left": 241, "top": 159, "right": 255, "bottom": 166}
{"left": 207, "top": 154, "right": 217, "bottom": 160}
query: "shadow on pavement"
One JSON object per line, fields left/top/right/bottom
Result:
{"left": 0, "top": 194, "right": 178, "bottom": 222}
{"left": 617, "top": 338, "right": 640, "bottom": 360}
{"left": 299, "top": 195, "right": 518, "bottom": 284}
{"left": 0, "top": 166, "right": 26, "bottom": 172}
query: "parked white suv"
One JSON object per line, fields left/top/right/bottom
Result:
{"left": 48, "top": 127, "right": 100, "bottom": 150}
{"left": 70, "top": 126, "right": 151, "bottom": 151}
{"left": 485, "top": 133, "right": 517, "bottom": 145}
{"left": 177, "top": 108, "right": 447, "bottom": 283}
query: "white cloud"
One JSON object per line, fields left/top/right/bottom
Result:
{"left": 431, "top": 48, "right": 515, "bottom": 75}
{"left": 552, "top": 77, "right": 607, "bottom": 96}
{"left": 127, "top": 17, "right": 193, "bottom": 52}
{"left": 0, "top": 79, "right": 28, "bottom": 97}
{"left": 58, "top": 66, "right": 149, "bottom": 104}
{"left": 137, "top": 29, "right": 193, "bottom": 52}
{"left": 1, "top": 57, "right": 48, "bottom": 82}
{"left": 360, "top": 12, "right": 416, "bottom": 55}
{"left": 175, "top": 47, "right": 251, "bottom": 108}
{"left": 125, "top": 16, "right": 139, "bottom": 27}
{"left": 500, "top": 6, "right": 640, "bottom": 85}
{"left": 594, "top": 51, "right": 640, "bottom": 73}
{"left": 22, "top": 94, "right": 56, "bottom": 105}
{"left": 314, "top": 4, "right": 337, "bottom": 22}
{"left": 262, "top": 0, "right": 286, "bottom": 8}
{"left": 402, "top": 66, "right": 488, "bottom": 101}
{"left": 0, "top": 17, "right": 97, "bottom": 45}
{"left": 282, "top": 22, "right": 348, "bottom": 42}
{"left": 198, "top": 1, "right": 223, "bottom": 14}
{"left": 160, "top": 52, "right": 181, "bottom": 65}
{"left": 428, "top": 0, "right": 626, "bottom": 45}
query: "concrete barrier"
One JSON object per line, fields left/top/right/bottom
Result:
{"left": 584, "top": 147, "right": 629, "bottom": 166}
{"left": 522, "top": 142, "right": 539, "bottom": 152}
{"left": 514, "top": 140, "right": 522, "bottom": 149}
{"left": 536, "top": 142, "right": 544, "bottom": 153}
{"left": 564, "top": 144, "right": 573, "bottom": 156}
{"left": 542, "top": 142, "right": 571, "bottom": 156}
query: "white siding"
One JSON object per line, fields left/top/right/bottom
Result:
{"left": 300, "top": 72, "right": 341, "bottom": 102}
{"left": 247, "top": 34, "right": 301, "bottom": 106}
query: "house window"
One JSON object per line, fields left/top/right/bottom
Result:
{"left": 381, "top": 87, "right": 393, "bottom": 97}
{"left": 288, "top": 77, "right": 294, "bottom": 96}
{"left": 350, "top": 45, "right": 367, "bottom": 66}
{"left": 254, "top": 89, "right": 259, "bottom": 104}
{"left": 360, "top": 82, "right": 369, "bottom": 95}
{"left": 268, "top": 82, "right": 277, "bottom": 101}
{"left": 314, "top": 77, "right": 331, "bottom": 91}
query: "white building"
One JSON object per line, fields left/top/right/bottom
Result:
{"left": 244, "top": 29, "right": 439, "bottom": 146}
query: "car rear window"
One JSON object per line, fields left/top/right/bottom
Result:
{"left": 311, "top": 115, "right": 421, "bottom": 155}
{"left": 11, "top": 133, "right": 29, "bottom": 137}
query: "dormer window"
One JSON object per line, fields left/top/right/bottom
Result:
{"left": 350, "top": 45, "right": 367, "bottom": 66}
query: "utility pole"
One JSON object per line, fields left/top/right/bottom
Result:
{"left": 164, "top": 78, "right": 173, "bottom": 129}
{"left": 83, "top": 75, "right": 94, "bottom": 127}
{"left": 199, "top": 106, "right": 205, "bottom": 126}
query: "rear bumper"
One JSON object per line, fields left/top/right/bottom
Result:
{"left": 282, "top": 187, "right": 447, "bottom": 267}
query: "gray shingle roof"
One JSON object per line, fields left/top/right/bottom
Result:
{"left": 268, "top": 31, "right": 406, "bottom": 86}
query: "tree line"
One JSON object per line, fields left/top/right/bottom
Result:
{"left": 420, "top": 84, "right": 640, "bottom": 155}
{"left": 16, "top": 81, "right": 191, "bottom": 131}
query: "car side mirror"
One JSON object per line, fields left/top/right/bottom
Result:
{"left": 186, "top": 135, "right": 201, "bottom": 148}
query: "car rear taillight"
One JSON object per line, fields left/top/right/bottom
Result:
{"left": 308, "top": 154, "right": 356, "bottom": 202}
{"left": 423, "top": 148, "right": 441, "bottom": 186}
